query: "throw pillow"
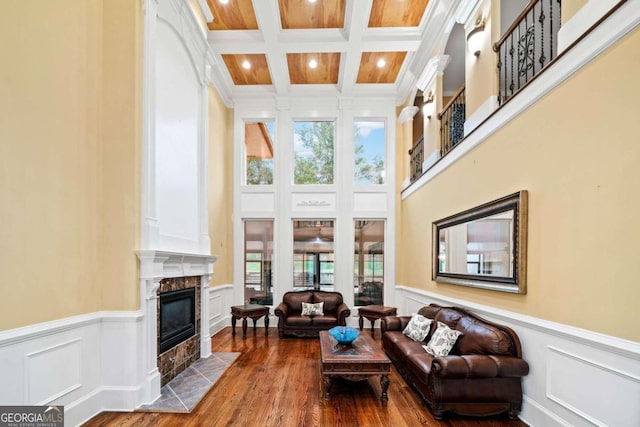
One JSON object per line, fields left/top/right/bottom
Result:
{"left": 301, "top": 301, "right": 324, "bottom": 316}
{"left": 402, "top": 314, "right": 433, "bottom": 342}
{"left": 422, "top": 321, "right": 463, "bottom": 357}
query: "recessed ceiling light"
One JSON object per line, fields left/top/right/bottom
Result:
{"left": 308, "top": 0, "right": 317, "bottom": 3}
{"left": 242, "top": 60, "right": 251, "bottom": 70}
{"left": 308, "top": 59, "right": 318, "bottom": 69}
{"left": 376, "top": 58, "right": 386, "bottom": 68}
{"left": 219, "top": 0, "right": 229, "bottom": 4}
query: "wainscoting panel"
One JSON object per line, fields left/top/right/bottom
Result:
{"left": 26, "top": 338, "right": 82, "bottom": 404}
{"left": 0, "top": 311, "right": 145, "bottom": 427}
{"left": 241, "top": 192, "right": 275, "bottom": 212}
{"left": 209, "top": 285, "right": 234, "bottom": 336}
{"left": 353, "top": 192, "right": 388, "bottom": 213}
{"left": 395, "top": 286, "right": 640, "bottom": 427}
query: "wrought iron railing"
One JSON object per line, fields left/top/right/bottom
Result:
{"left": 408, "top": 136, "right": 424, "bottom": 182}
{"left": 438, "top": 86, "right": 466, "bottom": 156}
{"left": 494, "top": 0, "right": 562, "bottom": 105}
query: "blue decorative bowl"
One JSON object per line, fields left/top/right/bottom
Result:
{"left": 329, "top": 326, "right": 360, "bottom": 345}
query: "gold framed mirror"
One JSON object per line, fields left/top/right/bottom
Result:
{"left": 432, "top": 191, "right": 528, "bottom": 294}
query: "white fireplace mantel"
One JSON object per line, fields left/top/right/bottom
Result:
{"left": 137, "top": 250, "right": 218, "bottom": 282}
{"left": 135, "top": 249, "right": 218, "bottom": 404}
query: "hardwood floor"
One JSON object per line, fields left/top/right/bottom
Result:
{"left": 83, "top": 328, "right": 527, "bottom": 427}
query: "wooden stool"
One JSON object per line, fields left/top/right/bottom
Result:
{"left": 358, "top": 305, "right": 397, "bottom": 337}
{"left": 231, "top": 304, "right": 270, "bottom": 339}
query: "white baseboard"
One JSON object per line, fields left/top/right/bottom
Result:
{"left": 395, "top": 286, "right": 640, "bottom": 427}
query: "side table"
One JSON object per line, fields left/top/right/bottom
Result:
{"left": 231, "top": 304, "right": 270, "bottom": 339}
{"left": 358, "top": 305, "right": 397, "bottom": 337}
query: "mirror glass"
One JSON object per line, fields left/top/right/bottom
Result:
{"left": 432, "top": 191, "right": 527, "bottom": 294}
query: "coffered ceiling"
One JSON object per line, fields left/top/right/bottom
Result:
{"left": 205, "top": 0, "right": 450, "bottom": 105}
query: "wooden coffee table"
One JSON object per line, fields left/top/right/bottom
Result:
{"left": 319, "top": 330, "right": 391, "bottom": 401}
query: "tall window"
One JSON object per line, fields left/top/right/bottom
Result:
{"left": 292, "top": 220, "right": 334, "bottom": 290}
{"left": 293, "top": 121, "right": 335, "bottom": 184}
{"left": 244, "top": 220, "right": 274, "bottom": 305}
{"left": 245, "top": 121, "right": 275, "bottom": 185}
{"left": 354, "top": 121, "right": 385, "bottom": 185}
{"left": 353, "top": 220, "right": 385, "bottom": 306}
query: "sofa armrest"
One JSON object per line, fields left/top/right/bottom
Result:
{"left": 432, "top": 354, "right": 530, "bottom": 379}
{"left": 336, "top": 303, "right": 351, "bottom": 324}
{"left": 274, "top": 303, "right": 288, "bottom": 318}
{"left": 380, "top": 316, "right": 412, "bottom": 333}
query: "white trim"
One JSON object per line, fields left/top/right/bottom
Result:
{"left": 395, "top": 286, "right": 640, "bottom": 358}
{"left": 558, "top": 0, "right": 622, "bottom": 53}
{"left": 422, "top": 149, "right": 440, "bottom": 172}
{"left": 463, "top": 95, "right": 498, "bottom": 135}
{"left": 402, "top": 1, "right": 640, "bottom": 200}
{"left": 398, "top": 106, "right": 419, "bottom": 124}
{"left": 454, "top": 0, "right": 484, "bottom": 26}
{"left": 415, "top": 55, "right": 451, "bottom": 92}
{"left": 197, "top": 0, "right": 213, "bottom": 23}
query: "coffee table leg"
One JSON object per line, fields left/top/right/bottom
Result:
{"left": 359, "top": 315, "right": 364, "bottom": 331}
{"left": 231, "top": 315, "right": 236, "bottom": 336}
{"left": 242, "top": 317, "right": 248, "bottom": 339}
{"left": 264, "top": 315, "right": 269, "bottom": 336}
{"left": 380, "top": 375, "right": 389, "bottom": 401}
{"left": 323, "top": 375, "right": 332, "bottom": 400}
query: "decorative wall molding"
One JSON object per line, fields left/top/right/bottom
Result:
{"left": 395, "top": 286, "right": 640, "bottom": 427}
{"left": 398, "top": 106, "right": 419, "bottom": 124}
{"left": 415, "top": 54, "right": 451, "bottom": 92}
{"left": 402, "top": 0, "right": 640, "bottom": 200}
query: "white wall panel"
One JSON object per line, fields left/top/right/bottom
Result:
{"left": 26, "top": 339, "right": 81, "bottom": 404}
{"left": 353, "top": 192, "right": 388, "bottom": 213}
{"left": 155, "top": 21, "right": 200, "bottom": 251}
{"left": 241, "top": 192, "right": 275, "bottom": 212}
{"left": 291, "top": 193, "right": 336, "bottom": 212}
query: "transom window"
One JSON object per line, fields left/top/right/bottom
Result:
{"left": 354, "top": 121, "right": 385, "bottom": 185}
{"left": 245, "top": 121, "right": 275, "bottom": 185}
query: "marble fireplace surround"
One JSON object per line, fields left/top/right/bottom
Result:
{"left": 137, "top": 250, "right": 217, "bottom": 403}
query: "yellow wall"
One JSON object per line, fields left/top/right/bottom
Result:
{"left": 397, "top": 28, "right": 640, "bottom": 342}
{"left": 208, "top": 86, "right": 234, "bottom": 285}
{"left": 0, "top": 0, "right": 141, "bottom": 330}
{"left": 562, "top": 0, "right": 589, "bottom": 23}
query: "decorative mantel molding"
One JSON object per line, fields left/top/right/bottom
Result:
{"left": 136, "top": 250, "right": 218, "bottom": 281}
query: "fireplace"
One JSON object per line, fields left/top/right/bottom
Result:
{"left": 159, "top": 288, "right": 196, "bottom": 353}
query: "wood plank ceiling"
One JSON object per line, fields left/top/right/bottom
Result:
{"left": 206, "top": 0, "right": 432, "bottom": 101}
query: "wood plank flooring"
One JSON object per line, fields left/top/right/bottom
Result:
{"left": 83, "top": 328, "right": 528, "bottom": 427}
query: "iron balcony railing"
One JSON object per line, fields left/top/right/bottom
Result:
{"left": 408, "top": 136, "right": 424, "bottom": 182}
{"left": 438, "top": 85, "right": 466, "bottom": 156}
{"left": 494, "top": 0, "right": 562, "bottom": 105}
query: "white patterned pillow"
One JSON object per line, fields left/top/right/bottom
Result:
{"left": 422, "top": 321, "right": 463, "bottom": 357}
{"left": 301, "top": 302, "right": 324, "bottom": 316}
{"left": 402, "top": 314, "right": 434, "bottom": 342}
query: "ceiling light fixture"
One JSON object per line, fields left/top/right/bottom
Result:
{"left": 376, "top": 58, "right": 386, "bottom": 68}
{"left": 308, "top": 59, "right": 318, "bottom": 69}
{"left": 308, "top": 0, "right": 317, "bottom": 3}
{"left": 219, "top": 0, "right": 229, "bottom": 4}
{"left": 242, "top": 60, "right": 251, "bottom": 70}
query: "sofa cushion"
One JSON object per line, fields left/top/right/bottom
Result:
{"left": 395, "top": 338, "right": 426, "bottom": 361}
{"left": 283, "top": 291, "right": 313, "bottom": 314}
{"left": 423, "top": 322, "right": 463, "bottom": 357}
{"left": 311, "top": 315, "right": 338, "bottom": 326}
{"left": 402, "top": 314, "right": 433, "bottom": 342}
{"left": 455, "top": 316, "right": 513, "bottom": 356}
{"left": 313, "top": 292, "right": 342, "bottom": 313}
{"left": 301, "top": 301, "right": 324, "bottom": 316}
{"left": 285, "top": 315, "right": 312, "bottom": 327}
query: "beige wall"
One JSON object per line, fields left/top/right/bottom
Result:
{"left": 208, "top": 86, "right": 234, "bottom": 286}
{"left": 397, "top": 28, "right": 640, "bottom": 342}
{"left": 0, "top": 0, "right": 141, "bottom": 330}
{"left": 562, "top": 0, "right": 589, "bottom": 23}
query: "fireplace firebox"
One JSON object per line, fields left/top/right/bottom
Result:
{"left": 159, "top": 288, "right": 196, "bottom": 353}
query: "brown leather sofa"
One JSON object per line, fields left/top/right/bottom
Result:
{"left": 381, "top": 304, "right": 529, "bottom": 420}
{"left": 274, "top": 290, "right": 350, "bottom": 338}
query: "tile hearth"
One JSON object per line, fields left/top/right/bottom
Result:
{"left": 138, "top": 352, "right": 240, "bottom": 413}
